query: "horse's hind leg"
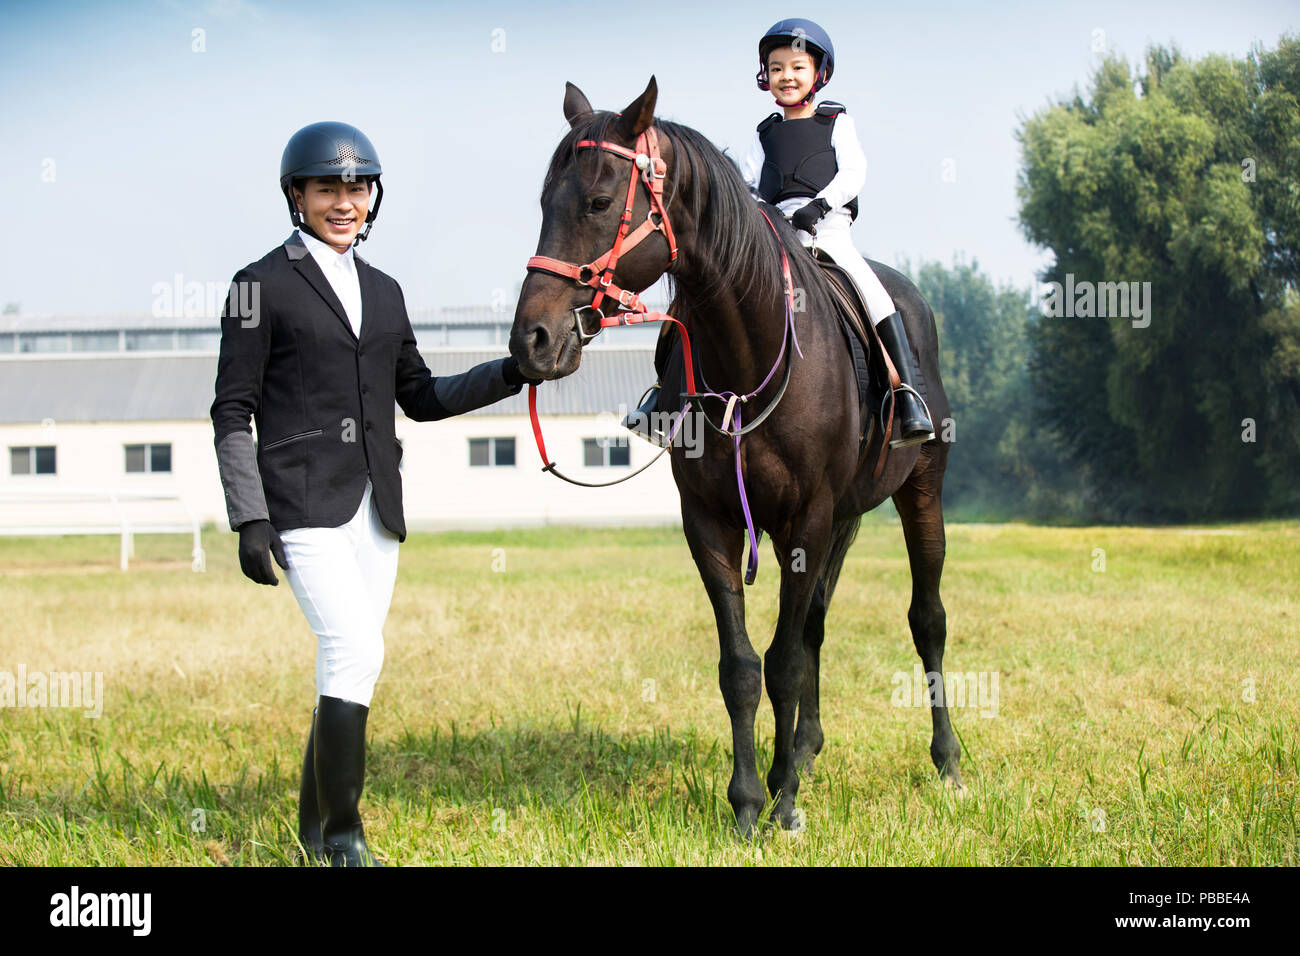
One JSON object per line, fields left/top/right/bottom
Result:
{"left": 680, "top": 491, "right": 766, "bottom": 836}
{"left": 893, "top": 445, "right": 964, "bottom": 790}
{"left": 793, "top": 516, "right": 862, "bottom": 777}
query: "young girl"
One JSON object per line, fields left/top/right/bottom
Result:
{"left": 623, "top": 19, "right": 934, "bottom": 447}
{"left": 744, "top": 17, "right": 933, "bottom": 446}
{"left": 212, "top": 122, "right": 537, "bottom": 865}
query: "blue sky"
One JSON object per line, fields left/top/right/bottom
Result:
{"left": 2, "top": 0, "right": 1296, "bottom": 315}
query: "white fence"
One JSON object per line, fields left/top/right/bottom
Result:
{"left": 0, "top": 488, "right": 204, "bottom": 571}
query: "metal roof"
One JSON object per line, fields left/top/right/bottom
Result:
{"left": 0, "top": 348, "right": 658, "bottom": 424}
{"left": 0, "top": 313, "right": 222, "bottom": 334}
{"left": 3, "top": 307, "right": 547, "bottom": 333}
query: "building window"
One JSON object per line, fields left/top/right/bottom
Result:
{"left": 410, "top": 325, "right": 445, "bottom": 347}
{"left": 20, "top": 333, "right": 70, "bottom": 353}
{"left": 447, "top": 326, "right": 498, "bottom": 346}
{"left": 125, "top": 443, "right": 172, "bottom": 473}
{"left": 125, "top": 331, "right": 175, "bottom": 351}
{"left": 583, "top": 438, "right": 630, "bottom": 467}
{"left": 178, "top": 330, "right": 221, "bottom": 351}
{"left": 11, "top": 446, "right": 56, "bottom": 475}
{"left": 69, "top": 332, "right": 121, "bottom": 352}
{"left": 468, "top": 437, "right": 515, "bottom": 467}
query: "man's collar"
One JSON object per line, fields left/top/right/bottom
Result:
{"left": 298, "top": 227, "right": 355, "bottom": 264}
{"left": 283, "top": 228, "right": 367, "bottom": 266}
{"left": 284, "top": 230, "right": 309, "bottom": 260}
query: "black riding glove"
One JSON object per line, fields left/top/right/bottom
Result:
{"left": 237, "top": 518, "right": 289, "bottom": 586}
{"left": 791, "top": 198, "right": 831, "bottom": 235}
{"left": 502, "top": 355, "right": 544, "bottom": 388}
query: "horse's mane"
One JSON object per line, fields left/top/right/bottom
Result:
{"left": 542, "top": 112, "right": 824, "bottom": 318}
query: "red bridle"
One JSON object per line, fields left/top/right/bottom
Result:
{"left": 526, "top": 127, "right": 678, "bottom": 342}
{"left": 520, "top": 123, "right": 831, "bottom": 586}
{"left": 521, "top": 125, "right": 697, "bottom": 487}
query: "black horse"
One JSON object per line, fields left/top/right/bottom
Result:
{"left": 510, "top": 78, "right": 963, "bottom": 834}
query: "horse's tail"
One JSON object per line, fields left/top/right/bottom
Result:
{"left": 816, "top": 514, "right": 864, "bottom": 610}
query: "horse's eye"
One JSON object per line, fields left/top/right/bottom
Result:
{"left": 589, "top": 196, "right": 613, "bottom": 213}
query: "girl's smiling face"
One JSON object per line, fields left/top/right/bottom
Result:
{"left": 766, "top": 45, "right": 818, "bottom": 107}
{"left": 293, "top": 175, "right": 372, "bottom": 251}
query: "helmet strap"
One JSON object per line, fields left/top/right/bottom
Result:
{"left": 288, "top": 190, "right": 327, "bottom": 244}
{"left": 355, "top": 179, "right": 383, "bottom": 245}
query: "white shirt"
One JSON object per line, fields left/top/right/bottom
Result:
{"left": 298, "top": 228, "right": 363, "bottom": 338}
{"left": 741, "top": 111, "right": 868, "bottom": 220}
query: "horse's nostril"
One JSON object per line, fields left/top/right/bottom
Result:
{"left": 528, "top": 323, "right": 549, "bottom": 354}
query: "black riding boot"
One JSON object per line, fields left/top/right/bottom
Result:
{"left": 621, "top": 322, "right": 681, "bottom": 447}
{"left": 297, "top": 708, "right": 325, "bottom": 863}
{"left": 313, "top": 696, "right": 381, "bottom": 867}
{"left": 876, "top": 311, "right": 935, "bottom": 448}
{"left": 621, "top": 384, "right": 668, "bottom": 447}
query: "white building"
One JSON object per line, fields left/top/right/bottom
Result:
{"left": 0, "top": 309, "right": 684, "bottom": 537}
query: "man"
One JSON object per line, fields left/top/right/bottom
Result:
{"left": 211, "top": 121, "right": 539, "bottom": 866}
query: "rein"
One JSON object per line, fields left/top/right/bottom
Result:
{"left": 523, "top": 128, "right": 800, "bottom": 584}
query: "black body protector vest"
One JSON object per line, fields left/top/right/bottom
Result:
{"left": 757, "top": 102, "right": 859, "bottom": 221}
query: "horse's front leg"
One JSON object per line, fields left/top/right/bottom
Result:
{"left": 767, "top": 496, "right": 833, "bottom": 830}
{"left": 793, "top": 516, "right": 860, "bottom": 776}
{"left": 680, "top": 490, "right": 765, "bottom": 836}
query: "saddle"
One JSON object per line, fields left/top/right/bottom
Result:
{"left": 811, "top": 253, "right": 909, "bottom": 474}
{"left": 650, "top": 253, "right": 913, "bottom": 478}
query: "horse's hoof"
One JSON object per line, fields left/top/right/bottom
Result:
{"left": 943, "top": 777, "right": 969, "bottom": 800}
{"left": 733, "top": 810, "right": 762, "bottom": 841}
{"left": 764, "top": 800, "right": 803, "bottom": 833}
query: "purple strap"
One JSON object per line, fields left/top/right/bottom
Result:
{"left": 691, "top": 212, "right": 802, "bottom": 585}
{"left": 732, "top": 404, "right": 763, "bottom": 584}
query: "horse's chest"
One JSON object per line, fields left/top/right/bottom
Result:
{"left": 671, "top": 436, "right": 804, "bottom": 525}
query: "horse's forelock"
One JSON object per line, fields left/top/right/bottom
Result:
{"left": 541, "top": 111, "right": 620, "bottom": 204}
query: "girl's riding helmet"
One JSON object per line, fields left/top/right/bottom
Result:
{"left": 756, "top": 18, "right": 835, "bottom": 103}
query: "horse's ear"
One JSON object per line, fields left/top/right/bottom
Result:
{"left": 563, "top": 82, "right": 594, "bottom": 128}
{"left": 615, "top": 76, "right": 658, "bottom": 141}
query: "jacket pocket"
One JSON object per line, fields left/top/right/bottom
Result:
{"left": 261, "top": 428, "right": 323, "bottom": 452}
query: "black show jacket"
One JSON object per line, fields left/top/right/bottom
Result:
{"left": 211, "top": 232, "right": 521, "bottom": 541}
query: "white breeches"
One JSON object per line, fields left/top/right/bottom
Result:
{"left": 782, "top": 202, "right": 897, "bottom": 324}
{"left": 279, "top": 480, "right": 399, "bottom": 707}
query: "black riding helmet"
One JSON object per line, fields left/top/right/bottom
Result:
{"left": 756, "top": 18, "right": 836, "bottom": 103}
{"left": 280, "top": 122, "right": 384, "bottom": 243}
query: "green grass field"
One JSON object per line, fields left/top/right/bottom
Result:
{"left": 1, "top": 518, "right": 1296, "bottom": 865}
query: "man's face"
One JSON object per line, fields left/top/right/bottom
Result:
{"left": 293, "top": 175, "right": 371, "bottom": 251}
{"left": 766, "top": 46, "right": 817, "bottom": 107}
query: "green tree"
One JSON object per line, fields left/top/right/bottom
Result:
{"left": 916, "top": 257, "right": 1083, "bottom": 520}
{"left": 1017, "top": 36, "right": 1300, "bottom": 520}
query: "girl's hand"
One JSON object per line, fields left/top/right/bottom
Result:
{"left": 791, "top": 198, "right": 830, "bottom": 235}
